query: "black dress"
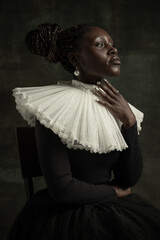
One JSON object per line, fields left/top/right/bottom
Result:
{"left": 8, "top": 119, "right": 160, "bottom": 240}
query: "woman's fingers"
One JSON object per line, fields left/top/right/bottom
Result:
{"left": 94, "top": 86, "right": 114, "bottom": 104}
{"left": 96, "top": 83, "right": 116, "bottom": 99}
{"left": 97, "top": 81, "right": 119, "bottom": 100}
{"left": 96, "top": 98, "right": 112, "bottom": 107}
{"left": 94, "top": 80, "right": 135, "bottom": 127}
{"left": 113, "top": 186, "right": 132, "bottom": 197}
{"left": 103, "top": 79, "right": 120, "bottom": 95}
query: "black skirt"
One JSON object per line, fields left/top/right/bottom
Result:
{"left": 8, "top": 188, "right": 160, "bottom": 240}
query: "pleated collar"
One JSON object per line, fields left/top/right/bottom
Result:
{"left": 13, "top": 79, "right": 144, "bottom": 154}
{"left": 72, "top": 79, "right": 96, "bottom": 90}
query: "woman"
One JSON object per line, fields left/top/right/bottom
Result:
{"left": 8, "top": 23, "right": 160, "bottom": 239}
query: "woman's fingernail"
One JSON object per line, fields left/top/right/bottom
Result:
{"left": 103, "top": 79, "right": 109, "bottom": 83}
{"left": 94, "top": 86, "right": 99, "bottom": 91}
{"left": 96, "top": 98, "right": 100, "bottom": 102}
{"left": 99, "top": 87, "right": 106, "bottom": 94}
{"left": 97, "top": 81, "right": 101, "bottom": 85}
{"left": 93, "top": 87, "right": 99, "bottom": 95}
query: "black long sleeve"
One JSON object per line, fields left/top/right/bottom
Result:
{"left": 111, "top": 122, "right": 143, "bottom": 189}
{"left": 35, "top": 119, "right": 117, "bottom": 205}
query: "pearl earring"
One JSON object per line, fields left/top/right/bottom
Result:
{"left": 74, "top": 69, "right": 80, "bottom": 76}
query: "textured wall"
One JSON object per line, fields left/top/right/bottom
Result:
{"left": 0, "top": 0, "right": 160, "bottom": 239}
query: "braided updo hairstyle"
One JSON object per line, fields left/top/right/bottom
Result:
{"left": 25, "top": 23, "right": 92, "bottom": 74}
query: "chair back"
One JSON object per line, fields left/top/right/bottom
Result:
{"left": 16, "top": 127, "right": 42, "bottom": 199}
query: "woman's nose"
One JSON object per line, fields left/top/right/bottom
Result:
{"left": 108, "top": 46, "right": 118, "bottom": 55}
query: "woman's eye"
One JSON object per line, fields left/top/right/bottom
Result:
{"left": 96, "top": 42, "right": 105, "bottom": 48}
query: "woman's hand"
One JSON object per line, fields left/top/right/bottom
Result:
{"left": 113, "top": 186, "right": 132, "bottom": 198}
{"left": 94, "top": 80, "right": 136, "bottom": 129}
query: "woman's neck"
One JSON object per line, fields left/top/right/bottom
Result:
{"left": 74, "top": 73, "right": 104, "bottom": 85}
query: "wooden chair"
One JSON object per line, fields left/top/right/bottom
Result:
{"left": 16, "top": 127, "right": 42, "bottom": 199}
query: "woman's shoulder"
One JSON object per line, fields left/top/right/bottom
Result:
{"left": 35, "top": 118, "right": 61, "bottom": 143}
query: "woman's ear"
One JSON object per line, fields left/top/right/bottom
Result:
{"left": 68, "top": 52, "right": 79, "bottom": 67}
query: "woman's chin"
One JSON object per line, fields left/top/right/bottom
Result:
{"left": 105, "top": 67, "right": 121, "bottom": 77}
{"left": 111, "top": 69, "right": 121, "bottom": 76}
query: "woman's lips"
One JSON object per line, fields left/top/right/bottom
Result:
{"left": 109, "top": 57, "right": 121, "bottom": 65}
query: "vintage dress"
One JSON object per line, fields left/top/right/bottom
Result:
{"left": 8, "top": 80, "right": 160, "bottom": 240}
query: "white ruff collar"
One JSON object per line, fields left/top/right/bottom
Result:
{"left": 13, "top": 79, "right": 144, "bottom": 154}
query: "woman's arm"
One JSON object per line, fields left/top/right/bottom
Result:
{"left": 35, "top": 119, "right": 117, "bottom": 205}
{"left": 111, "top": 122, "right": 143, "bottom": 189}
{"left": 94, "top": 80, "right": 143, "bottom": 189}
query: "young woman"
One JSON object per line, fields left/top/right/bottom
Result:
{"left": 8, "top": 23, "right": 160, "bottom": 240}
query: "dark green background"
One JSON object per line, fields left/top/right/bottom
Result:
{"left": 1, "top": 0, "right": 160, "bottom": 239}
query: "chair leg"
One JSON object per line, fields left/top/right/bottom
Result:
{"left": 24, "top": 178, "right": 34, "bottom": 199}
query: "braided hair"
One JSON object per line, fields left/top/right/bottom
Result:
{"left": 25, "top": 23, "right": 92, "bottom": 74}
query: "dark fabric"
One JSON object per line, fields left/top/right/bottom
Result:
{"left": 8, "top": 188, "right": 160, "bottom": 240}
{"left": 34, "top": 119, "right": 143, "bottom": 205}
{"left": 8, "top": 120, "right": 160, "bottom": 239}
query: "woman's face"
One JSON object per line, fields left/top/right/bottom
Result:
{"left": 72, "top": 26, "right": 120, "bottom": 83}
